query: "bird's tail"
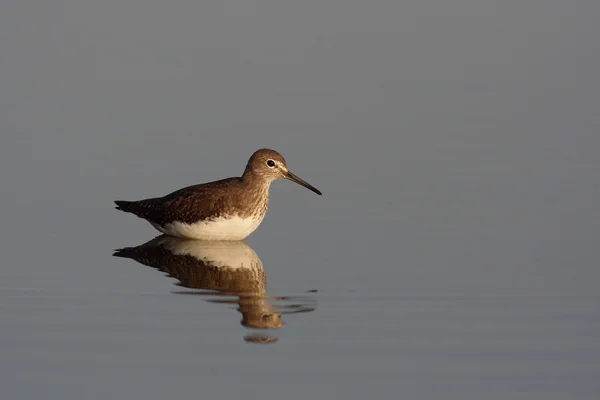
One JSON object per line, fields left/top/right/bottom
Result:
{"left": 114, "top": 200, "right": 134, "bottom": 212}
{"left": 112, "top": 247, "right": 134, "bottom": 257}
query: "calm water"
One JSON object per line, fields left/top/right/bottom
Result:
{"left": 2, "top": 1, "right": 600, "bottom": 399}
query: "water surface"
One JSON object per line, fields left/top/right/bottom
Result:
{"left": 2, "top": 1, "right": 600, "bottom": 399}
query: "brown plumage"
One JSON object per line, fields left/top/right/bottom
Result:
{"left": 115, "top": 149, "right": 321, "bottom": 240}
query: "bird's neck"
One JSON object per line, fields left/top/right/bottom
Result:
{"left": 241, "top": 170, "right": 272, "bottom": 191}
{"left": 240, "top": 171, "right": 272, "bottom": 218}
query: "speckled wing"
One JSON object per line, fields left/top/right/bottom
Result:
{"left": 114, "top": 178, "right": 242, "bottom": 225}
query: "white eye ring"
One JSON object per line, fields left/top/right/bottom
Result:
{"left": 266, "top": 159, "right": 276, "bottom": 168}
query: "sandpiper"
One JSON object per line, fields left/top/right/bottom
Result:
{"left": 115, "top": 148, "right": 322, "bottom": 240}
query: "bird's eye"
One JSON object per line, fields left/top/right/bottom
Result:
{"left": 266, "top": 159, "right": 276, "bottom": 168}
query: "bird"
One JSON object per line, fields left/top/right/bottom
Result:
{"left": 114, "top": 148, "right": 322, "bottom": 240}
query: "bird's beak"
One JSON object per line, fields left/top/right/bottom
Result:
{"left": 285, "top": 171, "right": 322, "bottom": 195}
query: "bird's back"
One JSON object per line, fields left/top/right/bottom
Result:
{"left": 114, "top": 177, "right": 246, "bottom": 226}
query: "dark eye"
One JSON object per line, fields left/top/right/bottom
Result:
{"left": 266, "top": 159, "right": 276, "bottom": 168}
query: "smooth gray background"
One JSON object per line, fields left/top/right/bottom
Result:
{"left": 1, "top": 1, "right": 599, "bottom": 399}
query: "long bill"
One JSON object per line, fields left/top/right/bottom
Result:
{"left": 285, "top": 171, "right": 322, "bottom": 195}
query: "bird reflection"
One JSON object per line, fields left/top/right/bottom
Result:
{"left": 113, "top": 236, "right": 316, "bottom": 343}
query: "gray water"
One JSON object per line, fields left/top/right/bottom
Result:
{"left": 2, "top": 1, "right": 600, "bottom": 399}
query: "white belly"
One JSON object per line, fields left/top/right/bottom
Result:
{"left": 150, "top": 215, "right": 264, "bottom": 240}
